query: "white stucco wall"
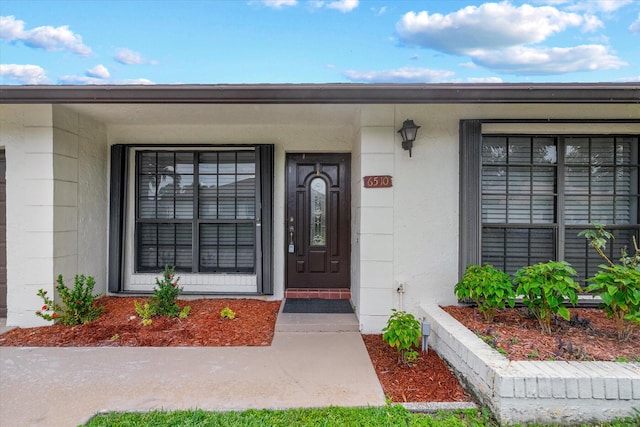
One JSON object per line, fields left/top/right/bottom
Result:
{"left": 2, "top": 101, "right": 638, "bottom": 329}
{"left": 1, "top": 105, "right": 55, "bottom": 327}
{"left": 52, "top": 106, "right": 108, "bottom": 295}
{"left": 356, "top": 103, "right": 640, "bottom": 333}
{"left": 0, "top": 105, "right": 107, "bottom": 327}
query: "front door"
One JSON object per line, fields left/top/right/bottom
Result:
{"left": 286, "top": 153, "right": 350, "bottom": 289}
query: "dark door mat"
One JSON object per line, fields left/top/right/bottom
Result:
{"left": 283, "top": 298, "right": 354, "bottom": 314}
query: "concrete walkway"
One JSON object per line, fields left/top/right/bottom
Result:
{"left": 0, "top": 314, "right": 386, "bottom": 426}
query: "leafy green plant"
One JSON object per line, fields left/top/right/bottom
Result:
{"left": 134, "top": 300, "right": 154, "bottom": 326}
{"left": 382, "top": 309, "right": 421, "bottom": 365}
{"left": 455, "top": 264, "right": 515, "bottom": 322}
{"left": 586, "top": 264, "right": 640, "bottom": 341}
{"left": 220, "top": 307, "right": 235, "bottom": 320}
{"left": 179, "top": 305, "right": 191, "bottom": 319}
{"left": 149, "top": 265, "right": 184, "bottom": 317}
{"left": 514, "top": 260, "right": 581, "bottom": 334}
{"left": 36, "top": 274, "right": 103, "bottom": 325}
{"left": 580, "top": 223, "right": 640, "bottom": 341}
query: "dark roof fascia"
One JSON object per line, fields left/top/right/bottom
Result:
{"left": 0, "top": 83, "right": 639, "bottom": 104}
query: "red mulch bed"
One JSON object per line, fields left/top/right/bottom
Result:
{"left": 362, "top": 334, "right": 473, "bottom": 403}
{"left": 0, "top": 296, "right": 474, "bottom": 402}
{"left": 442, "top": 306, "right": 640, "bottom": 362}
{"left": 0, "top": 297, "right": 281, "bottom": 347}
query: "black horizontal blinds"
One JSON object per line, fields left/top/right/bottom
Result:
{"left": 198, "top": 151, "right": 255, "bottom": 220}
{"left": 563, "top": 136, "right": 640, "bottom": 282}
{"left": 482, "top": 136, "right": 557, "bottom": 225}
{"left": 136, "top": 150, "right": 257, "bottom": 273}
{"left": 480, "top": 135, "right": 640, "bottom": 282}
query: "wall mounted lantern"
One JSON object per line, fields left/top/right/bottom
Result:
{"left": 397, "top": 119, "right": 421, "bottom": 157}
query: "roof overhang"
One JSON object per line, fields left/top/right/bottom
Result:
{"left": 1, "top": 83, "right": 639, "bottom": 104}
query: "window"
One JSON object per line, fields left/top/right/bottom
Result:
{"left": 136, "top": 150, "right": 258, "bottom": 273}
{"left": 482, "top": 135, "right": 639, "bottom": 281}
{"left": 460, "top": 121, "right": 639, "bottom": 283}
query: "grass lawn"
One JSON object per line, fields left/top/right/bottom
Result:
{"left": 85, "top": 405, "right": 640, "bottom": 427}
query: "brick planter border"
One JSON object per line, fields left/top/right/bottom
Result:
{"left": 418, "top": 303, "right": 640, "bottom": 426}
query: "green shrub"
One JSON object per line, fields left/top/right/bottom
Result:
{"left": 455, "top": 264, "right": 515, "bottom": 322}
{"left": 179, "top": 305, "right": 191, "bottom": 319}
{"left": 220, "top": 307, "right": 236, "bottom": 320}
{"left": 36, "top": 274, "right": 103, "bottom": 325}
{"left": 149, "top": 265, "right": 183, "bottom": 317}
{"left": 382, "top": 309, "right": 421, "bottom": 365}
{"left": 586, "top": 265, "right": 640, "bottom": 341}
{"left": 134, "top": 300, "right": 154, "bottom": 326}
{"left": 514, "top": 261, "right": 581, "bottom": 334}
{"left": 580, "top": 223, "right": 640, "bottom": 341}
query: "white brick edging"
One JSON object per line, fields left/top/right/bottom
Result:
{"left": 418, "top": 303, "right": 640, "bottom": 426}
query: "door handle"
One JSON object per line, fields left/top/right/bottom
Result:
{"left": 288, "top": 217, "right": 295, "bottom": 253}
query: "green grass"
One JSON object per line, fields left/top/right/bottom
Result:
{"left": 85, "top": 407, "right": 490, "bottom": 427}
{"left": 84, "top": 406, "right": 640, "bottom": 427}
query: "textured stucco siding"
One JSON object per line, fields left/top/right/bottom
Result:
{"left": 0, "top": 105, "right": 107, "bottom": 327}
{"left": 1, "top": 101, "right": 639, "bottom": 328}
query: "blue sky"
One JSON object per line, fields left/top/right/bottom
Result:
{"left": 1, "top": 0, "right": 639, "bottom": 85}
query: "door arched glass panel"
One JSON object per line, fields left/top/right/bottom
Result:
{"left": 310, "top": 177, "right": 327, "bottom": 246}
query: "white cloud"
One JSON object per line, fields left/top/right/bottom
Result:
{"left": 395, "top": 2, "right": 626, "bottom": 76}
{"left": 0, "top": 15, "right": 23, "bottom": 39}
{"left": 118, "top": 78, "right": 154, "bottom": 85}
{"left": 466, "top": 77, "right": 503, "bottom": 83}
{"left": 565, "top": 0, "right": 632, "bottom": 13}
{"left": 372, "top": 6, "right": 387, "bottom": 16}
{"left": 311, "top": 0, "right": 358, "bottom": 12}
{"left": 616, "top": 75, "right": 640, "bottom": 82}
{"left": 114, "top": 48, "right": 156, "bottom": 65}
{"left": 58, "top": 75, "right": 154, "bottom": 85}
{"left": 582, "top": 14, "right": 603, "bottom": 32}
{"left": 470, "top": 44, "right": 627, "bottom": 75}
{"left": 58, "top": 75, "right": 105, "bottom": 85}
{"left": 0, "top": 64, "right": 49, "bottom": 84}
{"left": 261, "top": 0, "right": 297, "bottom": 8}
{"left": 0, "top": 15, "right": 91, "bottom": 56}
{"left": 396, "top": 2, "right": 588, "bottom": 54}
{"left": 326, "top": 0, "right": 358, "bottom": 13}
{"left": 343, "top": 67, "right": 454, "bottom": 83}
{"left": 86, "top": 64, "right": 110, "bottom": 79}
{"left": 630, "top": 14, "right": 640, "bottom": 34}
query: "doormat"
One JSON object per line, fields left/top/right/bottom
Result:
{"left": 282, "top": 298, "right": 354, "bottom": 314}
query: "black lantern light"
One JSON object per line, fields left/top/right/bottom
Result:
{"left": 397, "top": 119, "right": 421, "bottom": 157}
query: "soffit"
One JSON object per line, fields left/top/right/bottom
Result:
{"left": 63, "top": 103, "right": 360, "bottom": 127}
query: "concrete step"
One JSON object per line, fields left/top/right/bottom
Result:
{"left": 275, "top": 312, "right": 360, "bottom": 333}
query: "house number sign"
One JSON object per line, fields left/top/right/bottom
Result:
{"left": 363, "top": 175, "right": 392, "bottom": 188}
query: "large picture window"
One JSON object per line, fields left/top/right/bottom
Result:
{"left": 136, "top": 150, "right": 257, "bottom": 273}
{"left": 480, "top": 135, "right": 639, "bottom": 281}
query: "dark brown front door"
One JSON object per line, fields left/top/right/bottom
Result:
{"left": 286, "top": 153, "right": 350, "bottom": 289}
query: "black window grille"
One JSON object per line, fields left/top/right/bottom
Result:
{"left": 480, "top": 135, "right": 639, "bottom": 282}
{"left": 136, "top": 150, "right": 257, "bottom": 273}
